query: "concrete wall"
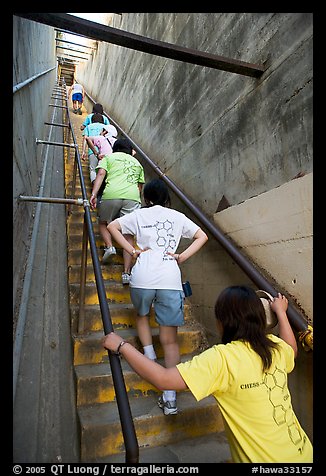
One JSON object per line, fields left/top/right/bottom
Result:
{"left": 77, "top": 12, "right": 313, "bottom": 332}
{"left": 13, "top": 16, "right": 79, "bottom": 463}
{"left": 13, "top": 16, "right": 57, "bottom": 325}
{"left": 214, "top": 173, "right": 313, "bottom": 319}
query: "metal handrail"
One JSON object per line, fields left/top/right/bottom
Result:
{"left": 61, "top": 79, "right": 139, "bottom": 463}
{"left": 20, "top": 79, "right": 139, "bottom": 463}
{"left": 13, "top": 66, "right": 56, "bottom": 94}
{"left": 83, "top": 90, "right": 313, "bottom": 352}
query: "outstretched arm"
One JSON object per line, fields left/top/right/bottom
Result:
{"left": 270, "top": 293, "right": 298, "bottom": 357}
{"left": 90, "top": 169, "right": 106, "bottom": 209}
{"left": 102, "top": 332, "right": 187, "bottom": 391}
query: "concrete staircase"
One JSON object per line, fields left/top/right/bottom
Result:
{"left": 65, "top": 110, "right": 231, "bottom": 463}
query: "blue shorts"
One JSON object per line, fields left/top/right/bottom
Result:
{"left": 72, "top": 93, "right": 83, "bottom": 102}
{"left": 130, "top": 288, "right": 185, "bottom": 327}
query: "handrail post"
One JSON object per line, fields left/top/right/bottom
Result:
{"left": 68, "top": 147, "right": 78, "bottom": 216}
{"left": 82, "top": 199, "right": 139, "bottom": 463}
{"left": 78, "top": 216, "right": 88, "bottom": 334}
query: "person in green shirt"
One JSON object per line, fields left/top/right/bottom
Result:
{"left": 90, "top": 138, "right": 145, "bottom": 283}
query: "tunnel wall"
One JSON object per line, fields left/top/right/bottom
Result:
{"left": 13, "top": 16, "right": 57, "bottom": 324}
{"left": 76, "top": 12, "right": 313, "bottom": 328}
{"left": 13, "top": 15, "right": 80, "bottom": 463}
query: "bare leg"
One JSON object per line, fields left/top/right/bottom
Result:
{"left": 136, "top": 315, "right": 153, "bottom": 347}
{"left": 159, "top": 326, "right": 180, "bottom": 408}
{"left": 159, "top": 326, "right": 180, "bottom": 368}
{"left": 99, "top": 222, "right": 113, "bottom": 248}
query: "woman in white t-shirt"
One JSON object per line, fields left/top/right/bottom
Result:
{"left": 107, "top": 179, "right": 208, "bottom": 415}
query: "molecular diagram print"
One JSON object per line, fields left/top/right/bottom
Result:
{"left": 154, "top": 219, "right": 177, "bottom": 254}
{"left": 262, "top": 367, "right": 304, "bottom": 448}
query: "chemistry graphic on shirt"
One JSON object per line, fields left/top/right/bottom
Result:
{"left": 118, "top": 205, "right": 200, "bottom": 290}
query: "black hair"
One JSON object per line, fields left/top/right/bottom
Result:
{"left": 92, "top": 103, "right": 104, "bottom": 114}
{"left": 214, "top": 285, "right": 279, "bottom": 371}
{"left": 143, "top": 179, "right": 171, "bottom": 207}
{"left": 91, "top": 113, "right": 104, "bottom": 124}
{"left": 112, "top": 137, "right": 133, "bottom": 155}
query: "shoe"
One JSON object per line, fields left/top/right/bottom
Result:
{"left": 121, "top": 272, "right": 131, "bottom": 285}
{"left": 72, "top": 109, "right": 77, "bottom": 114}
{"left": 157, "top": 395, "right": 178, "bottom": 415}
{"left": 78, "top": 108, "right": 82, "bottom": 115}
{"left": 102, "top": 246, "right": 116, "bottom": 264}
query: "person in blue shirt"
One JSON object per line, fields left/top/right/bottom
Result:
{"left": 81, "top": 113, "right": 106, "bottom": 184}
{"left": 80, "top": 103, "right": 110, "bottom": 131}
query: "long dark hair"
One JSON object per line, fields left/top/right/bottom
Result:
{"left": 214, "top": 286, "right": 279, "bottom": 371}
{"left": 143, "top": 179, "right": 171, "bottom": 207}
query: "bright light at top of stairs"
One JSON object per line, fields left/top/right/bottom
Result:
{"left": 67, "top": 13, "right": 109, "bottom": 25}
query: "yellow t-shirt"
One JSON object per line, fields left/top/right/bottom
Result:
{"left": 176, "top": 335, "right": 313, "bottom": 463}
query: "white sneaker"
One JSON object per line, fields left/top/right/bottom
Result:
{"left": 121, "top": 272, "right": 131, "bottom": 285}
{"left": 158, "top": 395, "right": 178, "bottom": 415}
{"left": 102, "top": 246, "right": 116, "bottom": 264}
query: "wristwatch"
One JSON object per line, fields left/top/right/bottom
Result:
{"left": 114, "top": 340, "right": 127, "bottom": 355}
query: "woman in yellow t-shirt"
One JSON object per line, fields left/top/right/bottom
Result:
{"left": 102, "top": 285, "right": 313, "bottom": 463}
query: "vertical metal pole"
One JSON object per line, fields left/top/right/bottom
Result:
{"left": 78, "top": 216, "right": 88, "bottom": 334}
{"left": 68, "top": 146, "right": 78, "bottom": 215}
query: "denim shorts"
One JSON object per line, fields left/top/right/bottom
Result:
{"left": 130, "top": 288, "right": 185, "bottom": 327}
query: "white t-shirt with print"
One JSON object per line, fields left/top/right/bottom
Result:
{"left": 117, "top": 205, "right": 200, "bottom": 289}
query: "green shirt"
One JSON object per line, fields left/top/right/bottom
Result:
{"left": 96, "top": 152, "right": 145, "bottom": 202}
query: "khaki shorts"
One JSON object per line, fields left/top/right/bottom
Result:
{"left": 98, "top": 199, "right": 141, "bottom": 223}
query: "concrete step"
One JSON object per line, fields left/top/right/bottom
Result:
{"left": 67, "top": 210, "right": 98, "bottom": 224}
{"left": 67, "top": 235, "right": 129, "bottom": 255}
{"left": 70, "top": 302, "right": 157, "bottom": 333}
{"left": 72, "top": 327, "right": 204, "bottom": 365}
{"left": 78, "top": 391, "right": 226, "bottom": 462}
{"left": 69, "top": 280, "right": 131, "bottom": 305}
{"left": 65, "top": 183, "right": 91, "bottom": 194}
{"left": 68, "top": 263, "right": 123, "bottom": 283}
{"left": 68, "top": 233, "right": 114, "bottom": 251}
{"left": 70, "top": 302, "right": 193, "bottom": 333}
{"left": 87, "top": 432, "right": 232, "bottom": 463}
{"left": 68, "top": 220, "right": 100, "bottom": 235}
{"left": 65, "top": 165, "right": 89, "bottom": 174}
{"left": 68, "top": 248, "right": 123, "bottom": 265}
{"left": 75, "top": 353, "right": 198, "bottom": 406}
